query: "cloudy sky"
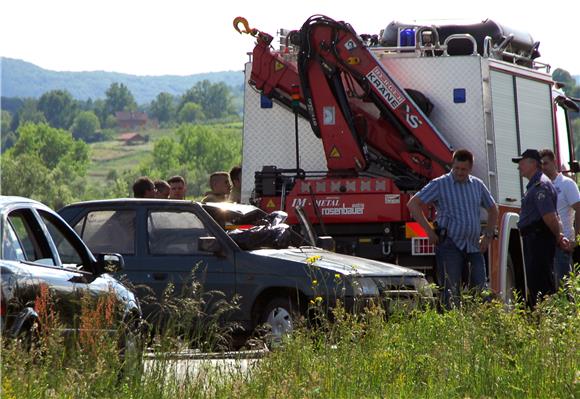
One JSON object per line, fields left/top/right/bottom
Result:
{"left": 2, "top": 0, "right": 579, "bottom": 76}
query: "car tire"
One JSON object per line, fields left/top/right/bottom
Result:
{"left": 259, "top": 297, "right": 299, "bottom": 348}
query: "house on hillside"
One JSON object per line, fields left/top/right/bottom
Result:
{"left": 115, "top": 111, "right": 148, "bottom": 131}
{"left": 117, "top": 132, "right": 148, "bottom": 146}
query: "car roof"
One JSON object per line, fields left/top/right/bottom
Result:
{"left": 0, "top": 195, "right": 45, "bottom": 208}
{"left": 64, "top": 198, "right": 195, "bottom": 207}
{"left": 63, "top": 199, "right": 261, "bottom": 213}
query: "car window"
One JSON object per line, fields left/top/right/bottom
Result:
{"left": 38, "top": 211, "right": 84, "bottom": 267}
{"left": 75, "top": 210, "right": 136, "bottom": 255}
{"left": 2, "top": 219, "right": 26, "bottom": 261}
{"left": 6, "top": 210, "right": 53, "bottom": 265}
{"left": 148, "top": 211, "right": 214, "bottom": 255}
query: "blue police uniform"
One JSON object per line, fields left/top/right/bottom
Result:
{"left": 518, "top": 170, "right": 558, "bottom": 307}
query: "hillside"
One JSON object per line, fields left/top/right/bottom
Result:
{"left": 0, "top": 57, "right": 244, "bottom": 103}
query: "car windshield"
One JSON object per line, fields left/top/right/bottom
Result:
{"left": 202, "top": 202, "right": 312, "bottom": 250}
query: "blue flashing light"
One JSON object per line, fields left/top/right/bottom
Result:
{"left": 453, "top": 88, "right": 466, "bottom": 103}
{"left": 400, "top": 29, "right": 415, "bottom": 47}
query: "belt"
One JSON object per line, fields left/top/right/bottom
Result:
{"left": 519, "top": 220, "right": 550, "bottom": 237}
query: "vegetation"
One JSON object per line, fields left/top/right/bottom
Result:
{"left": 0, "top": 123, "right": 90, "bottom": 209}
{"left": 1, "top": 73, "right": 243, "bottom": 205}
{"left": 2, "top": 270, "right": 579, "bottom": 399}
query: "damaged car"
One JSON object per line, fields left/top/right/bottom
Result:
{"left": 58, "top": 199, "right": 431, "bottom": 341}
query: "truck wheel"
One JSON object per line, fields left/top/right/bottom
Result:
{"left": 260, "top": 297, "right": 298, "bottom": 348}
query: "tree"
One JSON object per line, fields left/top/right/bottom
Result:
{"left": 72, "top": 111, "right": 101, "bottom": 141}
{"left": 1, "top": 110, "right": 16, "bottom": 151}
{"left": 150, "top": 137, "right": 181, "bottom": 175}
{"left": 37, "top": 89, "right": 78, "bottom": 129}
{"left": 150, "top": 92, "right": 175, "bottom": 124}
{"left": 1, "top": 123, "right": 90, "bottom": 208}
{"left": 138, "top": 123, "right": 242, "bottom": 197}
{"left": 179, "top": 80, "right": 235, "bottom": 120}
{"left": 553, "top": 69, "right": 576, "bottom": 91}
{"left": 178, "top": 102, "right": 205, "bottom": 123}
{"left": 2, "top": 110, "right": 12, "bottom": 135}
{"left": 204, "top": 82, "right": 236, "bottom": 119}
{"left": 16, "top": 99, "right": 46, "bottom": 127}
{"left": 104, "top": 83, "right": 136, "bottom": 117}
{"left": 175, "top": 124, "right": 241, "bottom": 195}
{"left": 553, "top": 68, "right": 580, "bottom": 99}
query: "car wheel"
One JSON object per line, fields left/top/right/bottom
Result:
{"left": 260, "top": 297, "right": 299, "bottom": 348}
{"left": 20, "top": 318, "right": 41, "bottom": 352}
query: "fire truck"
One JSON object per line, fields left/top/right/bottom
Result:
{"left": 235, "top": 15, "right": 579, "bottom": 302}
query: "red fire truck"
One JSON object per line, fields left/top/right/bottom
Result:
{"left": 235, "top": 15, "right": 579, "bottom": 301}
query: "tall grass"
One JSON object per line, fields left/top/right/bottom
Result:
{"left": 2, "top": 272, "right": 579, "bottom": 399}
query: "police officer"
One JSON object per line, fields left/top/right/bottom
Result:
{"left": 512, "top": 149, "right": 569, "bottom": 307}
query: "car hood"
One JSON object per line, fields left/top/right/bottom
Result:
{"left": 250, "top": 247, "right": 423, "bottom": 277}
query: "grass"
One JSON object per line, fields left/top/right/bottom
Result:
{"left": 85, "top": 121, "right": 243, "bottom": 185}
{"left": 2, "top": 272, "right": 579, "bottom": 399}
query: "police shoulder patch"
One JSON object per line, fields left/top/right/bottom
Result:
{"left": 536, "top": 190, "right": 546, "bottom": 201}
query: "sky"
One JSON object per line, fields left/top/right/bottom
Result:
{"left": 1, "top": 0, "right": 579, "bottom": 77}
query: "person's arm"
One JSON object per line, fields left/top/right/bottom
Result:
{"left": 479, "top": 203, "right": 498, "bottom": 252}
{"left": 542, "top": 211, "right": 569, "bottom": 250}
{"left": 563, "top": 178, "right": 580, "bottom": 244}
{"left": 407, "top": 195, "right": 439, "bottom": 244}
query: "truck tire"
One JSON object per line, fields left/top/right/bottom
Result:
{"left": 259, "top": 297, "right": 299, "bottom": 348}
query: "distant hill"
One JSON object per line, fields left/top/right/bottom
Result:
{"left": 1, "top": 57, "right": 244, "bottom": 104}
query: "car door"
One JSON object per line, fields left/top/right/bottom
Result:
{"left": 69, "top": 203, "right": 237, "bottom": 323}
{"left": 67, "top": 206, "right": 143, "bottom": 309}
{"left": 142, "top": 205, "right": 236, "bottom": 319}
{"left": 3, "top": 206, "right": 99, "bottom": 329}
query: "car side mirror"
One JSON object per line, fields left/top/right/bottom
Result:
{"left": 198, "top": 236, "right": 222, "bottom": 253}
{"left": 316, "top": 236, "right": 335, "bottom": 252}
{"left": 94, "top": 253, "right": 124, "bottom": 275}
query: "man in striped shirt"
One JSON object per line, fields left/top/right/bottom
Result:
{"left": 407, "top": 149, "right": 498, "bottom": 309}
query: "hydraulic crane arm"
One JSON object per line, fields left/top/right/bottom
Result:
{"left": 296, "top": 15, "right": 453, "bottom": 183}
{"left": 236, "top": 16, "right": 454, "bottom": 188}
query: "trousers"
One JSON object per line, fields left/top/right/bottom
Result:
{"left": 435, "top": 238, "right": 487, "bottom": 309}
{"left": 522, "top": 229, "right": 556, "bottom": 307}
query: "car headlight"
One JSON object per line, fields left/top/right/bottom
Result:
{"left": 350, "top": 277, "right": 379, "bottom": 296}
{"left": 415, "top": 277, "right": 434, "bottom": 297}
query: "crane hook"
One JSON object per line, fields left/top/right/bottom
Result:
{"left": 233, "top": 16, "right": 257, "bottom": 36}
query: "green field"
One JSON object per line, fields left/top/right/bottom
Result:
{"left": 86, "top": 123, "right": 242, "bottom": 186}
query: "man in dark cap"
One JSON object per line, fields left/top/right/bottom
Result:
{"left": 513, "top": 149, "right": 569, "bottom": 307}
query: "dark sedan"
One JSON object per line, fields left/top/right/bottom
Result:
{"left": 0, "top": 196, "right": 141, "bottom": 347}
{"left": 59, "top": 199, "right": 431, "bottom": 339}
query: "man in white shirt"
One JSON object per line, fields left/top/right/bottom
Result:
{"left": 540, "top": 148, "right": 580, "bottom": 288}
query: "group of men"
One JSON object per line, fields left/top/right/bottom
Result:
{"left": 132, "top": 175, "right": 187, "bottom": 199}
{"left": 131, "top": 165, "right": 242, "bottom": 203}
{"left": 408, "top": 148, "right": 578, "bottom": 308}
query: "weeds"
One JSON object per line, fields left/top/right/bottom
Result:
{"left": 2, "top": 271, "right": 579, "bottom": 398}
